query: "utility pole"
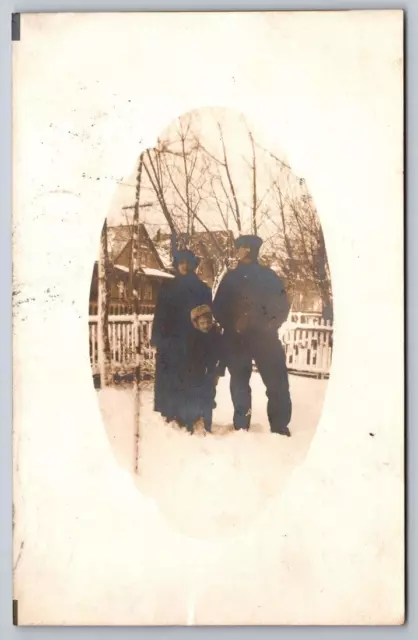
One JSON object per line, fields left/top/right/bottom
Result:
{"left": 125, "top": 155, "right": 149, "bottom": 474}
{"left": 121, "top": 202, "right": 153, "bottom": 296}
{"left": 97, "top": 219, "right": 112, "bottom": 387}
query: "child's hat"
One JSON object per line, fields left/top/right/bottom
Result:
{"left": 190, "top": 304, "right": 212, "bottom": 325}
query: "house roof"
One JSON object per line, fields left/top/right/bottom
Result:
{"left": 114, "top": 264, "right": 130, "bottom": 273}
{"left": 107, "top": 223, "right": 166, "bottom": 270}
{"left": 141, "top": 267, "right": 174, "bottom": 279}
{"left": 153, "top": 237, "right": 172, "bottom": 268}
{"left": 107, "top": 225, "right": 134, "bottom": 263}
{"left": 114, "top": 264, "right": 173, "bottom": 279}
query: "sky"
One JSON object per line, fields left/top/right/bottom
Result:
{"left": 106, "top": 106, "right": 307, "bottom": 247}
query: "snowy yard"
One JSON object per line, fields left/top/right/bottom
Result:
{"left": 98, "top": 372, "right": 328, "bottom": 539}
{"left": 15, "top": 369, "right": 403, "bottom": 625}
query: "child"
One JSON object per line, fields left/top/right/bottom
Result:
{"left": 183, "top": 304, "right": 226, "bottom": 435}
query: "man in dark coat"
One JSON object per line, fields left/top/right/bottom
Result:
{"left": 212, "top": 235, "right": 292, "bottom": 436}
{"left": 151, "top": 250, "right": 212, "bottom": 424}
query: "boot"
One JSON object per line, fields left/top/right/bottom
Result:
{"left": 273, "top": 425, "right": 291, "bottom": 437}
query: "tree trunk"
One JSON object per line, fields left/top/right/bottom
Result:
{"left": 314, "top": 225, "right": 333, "bottom": 320}
{"left": 129, "top": 153, "right": 143, "bottom": 299}
{"left": 143, "top": 149, "right": 177, "bottom": 234}
{"left": 131, "top": 154, "right": 143, "bottom": 469}
{"left": 180, "top": 133, "right": 192, "bottom": 239}
{"left": 98, "top": 219, "right": 112, "bottom": 387}
{"left": 218, "top": 123, "right": 242, "bottom": 232}
{"left": 249, "top": 131, "right": 257, "bottom": 234}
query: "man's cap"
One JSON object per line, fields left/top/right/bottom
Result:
{"left": 234, "top": 235, "right": 263, "bottom": 252}
{"left": 190, "top": 304, "right": 212, "bottom": 325}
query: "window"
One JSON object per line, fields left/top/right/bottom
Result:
{"left": 117, "top": 280, "right": 125, "bottom": 299}
{"left": 143, "top": 282, "right": 153, "bottom": 301}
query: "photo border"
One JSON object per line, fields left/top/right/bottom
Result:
{"left": 1, "top": 0, "right": 413, "bottom": 637}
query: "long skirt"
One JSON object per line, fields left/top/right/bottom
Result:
{"left": 154, "top": 347, "right": 180, "bottom": 421}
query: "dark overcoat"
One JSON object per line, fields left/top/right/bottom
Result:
{"left": 180, "top": 325, "right": 225, "bottom": 429}
{"left": 212, "top": 262, "right": 290, "bottom": 335}
{"left": 151, "top": 271, "right": 212, "bottom": 421}
{"left": 212, "top": 261, "right": 292, "bottom": 432}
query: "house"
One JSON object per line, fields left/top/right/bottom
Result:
{"left": 154, "top": 229, "right": 235, "bottom": 288}
{"left": 89, "top": 224, "right": 173, "bottom": 315}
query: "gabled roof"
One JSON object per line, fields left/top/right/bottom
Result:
{"left": 107, "top": 223, "right": 165, "bottom": 270}
{"left": 107, "top": 225, "right": 134, "bottom": 263}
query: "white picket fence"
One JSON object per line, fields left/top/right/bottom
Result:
{"left": 89, "top": 315, "right": 155, "bottom": 375}
{"left": 89, "top": 314, "right": 333, "bottom": 378}
{"left": 279, "top": 317, "right": 333, "bottom": 377}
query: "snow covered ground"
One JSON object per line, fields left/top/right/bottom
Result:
{"left": 98, "top": 372, "right": 327, "bottom": 539}
{"left": 14, "top": 368, "right": 403, "bottom": 625}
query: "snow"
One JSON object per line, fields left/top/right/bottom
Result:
{"left": 154, "top": 240, "right": 172, "bottom": 269}
{"left": 141, "top": 267, "right": 174, "bottom": 279}
{"left": 114, "top": 263, "right": 129, "bottom": 273}
{"left": 14, "top": 369, "right": 403, "bottom": 625}
{"left": 114, "top": 264, "right": 174, "bottom": 278}
{"left": 98, "top": 372, "right": 328, "bottom": 539}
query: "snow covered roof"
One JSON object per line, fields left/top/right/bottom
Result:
{"left": 141, "top": 267, "right": 174, "bottom": 279}
{"left": 154, "top": 239, "right": 172, "bottom": 268}
{"left": 114, "top": 264, "right": 173, "bottom": 279}
{"left": 107, "top": 226, "right": 133, "bottom": 263}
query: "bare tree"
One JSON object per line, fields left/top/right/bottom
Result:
{"left": 157, "top": 124, "right": 209, "bottom": 241}
{"left": 142, "top": 148, "right": 177, "bottom": 235}
{"left": 245, "top": 131, "right": 279, "bottom": 237}
{"left": 198, "top": 121, "right": 243, "bottom": 233}
{"left": 249, "top": 130, "right": 258, "bottom": 234}
{"left": 142, "top": 117, "right": 232, "bottom": 286}
{"left": 217, "top": 123, "right": 242, "bottom": 233}
{"left": 285, "top": 188, "right": 332, "bottom": 316}
{"left": 129, "top": 152, "right": 144, "bottom": 299}
{"left": 252, "top": 155, "right": 333, "bottom": 316}
{"left": 128, "top": 112, "right": 332, "bottom": 315}
{"left": 97, "top": 219, "right": 112, "bottom": 386}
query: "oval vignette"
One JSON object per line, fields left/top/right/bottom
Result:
{"left": 88, "top": 107, "right": 333, "bottom": 539}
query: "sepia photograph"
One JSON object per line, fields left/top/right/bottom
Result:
{"left": 89, "top": 108, "right": 334, "bottom": 535}
{"left": 12, "top": 11, "right": 404, "bottom": 626}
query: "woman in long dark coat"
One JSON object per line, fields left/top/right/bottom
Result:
{"left": 151, "top": 250, "right": 212, "bottom": 425}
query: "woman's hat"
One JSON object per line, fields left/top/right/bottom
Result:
{"left": 234, "top": 235, "right": 263, "bottom": 252}
{"left": 173, "top": 249, "right": 200, "bottom": 270}
{"left": 190, "top": 304, "right": 212, "bottom": 326}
